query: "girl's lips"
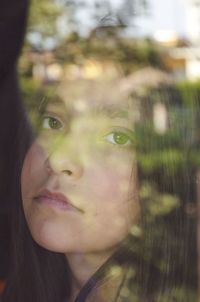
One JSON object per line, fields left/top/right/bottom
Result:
{"left": 34, "top": 189, "right": 82, "bottom": 212}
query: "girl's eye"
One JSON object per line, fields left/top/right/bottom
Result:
{"left": 42, "top": 116, "right": 63, "bottom": 130}
{"left": 104, "top": 131, "right": 132, "bottom": 146}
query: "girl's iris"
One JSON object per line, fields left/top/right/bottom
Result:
{"left": 113, "top": 132, "right": 130, "bottom": 145}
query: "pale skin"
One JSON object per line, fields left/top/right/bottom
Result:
{"left": 21, "top": 85, "right": 140, "bottom": 301}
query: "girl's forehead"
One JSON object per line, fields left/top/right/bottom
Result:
{"left": 57, "top": 79, "right": 132, "bottom": 113}
{"left": 45, "top": 95, "right": 133, "bottom": 126}
{"left": 44, "top": 80, "right": 134, "bottom": 120}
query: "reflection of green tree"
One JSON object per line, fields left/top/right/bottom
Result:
{"left": 19, "top": 1, "right": 199, "bottom": 298}
{"left": 20, "top": 81, "right": 199, "bottom": 301}
{"left": 26, "top": 0, "right": 149, "bottom": 50}
{"left": 56, "top": 34, "right": 162, "bottom": 74}
{"left": 132, "top": 86, "right": 198, "bottom": 301}
{"left": 27, "top": 0, "right": 69, "bottom": 49}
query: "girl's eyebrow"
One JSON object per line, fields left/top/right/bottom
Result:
{"left": 46, "top": 98, "right": 66, "bottom": 108}
{"left": 93, "top": 104, "right": 129, "bottom": 120}
{"left": 43, "top": 98, "right": 130, "bottom": 121}
{"left": 110, "top": 110, "right": 129, "bottom": 119}
{"left": 38, "top": 97, "right": 66, "bottom": 113}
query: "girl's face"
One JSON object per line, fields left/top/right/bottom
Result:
{"left": 21, "top": 87, "right": 140, "bottom": 254}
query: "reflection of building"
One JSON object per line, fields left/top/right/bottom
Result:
{"left": 120, "top": 67, "right": 174, "bottom": 134}
{"left": 26, "top": 49, "right": 120, "bottom": 83}
{"left": 153, "top": 103, "right": 168, "bottom": 134}
{"left": 64, "top": 60, "right": 119, "bottom": 80}
{"left": 28, "top": 50, "right": 63, "bottom": 83}
{"left": 153, "top": 30, "right": 200, "bottom": 81}
{"left": 153, "top": 2, "right": 200, "bottom": 80}
{"left": 23, "top": 48, "right": 190, "bottom": 135}
{"left": 167, "top": 46, "right": 200, "bottom": 81}
{"left": 152, "top": 30, "right": 188, "bottom": 80}
{"left": 184, "top": 0, "right": 200, "bottom": 45}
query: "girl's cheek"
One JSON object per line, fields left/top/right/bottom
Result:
{"left": 88, "top": 166, "right": 133, "bottom": 205}
{"left": 21, "top": 143, "right": 46, "bottom": 190}
{"left": 25, "top": 143, "right": 46, "bottom": 166}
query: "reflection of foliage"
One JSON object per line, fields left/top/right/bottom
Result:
{"left": 177, "top": 80, "right": 200, "bottom": 108}
{"left": 131, "top": 86, "right": 198, "bottom": 300}
{"left": 135, "top": 124, "right": 187, "bottom": 176}
{"left": 56, "top": 34, "right": 162, "bottom": 73}
{"left": 156, "top": 287, "right": 197, "bottom": 302}
{"left": 26, "top": 0, "right": 149, "bottom": 49}
{"left": 19, "top": 4, "right": 199, "bottom": 296}
{"left": 29, "top": 0, "right": 62, "bottom": 35}
{"left": 20, "top": 78, "right": 198, "bottom": 299}
{"left": 140, "top": 182, "right": 180, "bottom": 216}
{"left": 27, "top": 0, "right": 66, "bottom": 48}
{"left": 60, "top": 0, "right": 148, "bottom": 34}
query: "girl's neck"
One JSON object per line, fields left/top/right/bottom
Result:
{"left": 65, "top": 249, "right": 117, "bottom": 300}
{"left": 66, "top": 250, "right": 114, "bottom": 286}
{"left": 66, "top": 251, "right": 124, "bottom": 302}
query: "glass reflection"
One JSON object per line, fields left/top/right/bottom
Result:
{"left": 4, "top": 1, "right": 198, "bottom": 302}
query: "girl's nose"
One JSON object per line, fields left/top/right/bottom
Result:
{"left": 45, "top": 142, "right": 84, "bottom": 179}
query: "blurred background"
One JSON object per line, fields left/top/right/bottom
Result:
{"left": 2, "top": 0, "right": 200, "bottom": 300}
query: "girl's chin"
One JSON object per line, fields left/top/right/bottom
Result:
{"left": 27, "top": 217, "right": 129, "bottom": 254}
{"left": 31, "top": 229, "right": 121, "bottom": 255}
{"left": 29, "top": 222, "right": 75, "bottom": 253}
